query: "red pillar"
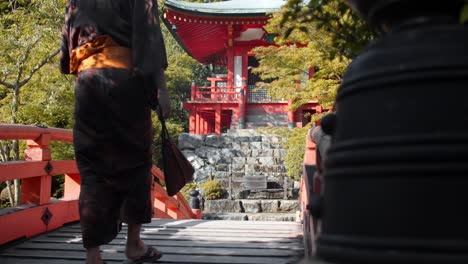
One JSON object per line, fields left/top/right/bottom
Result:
{"left": 202, "top": 115, "right": 207, "bottom": 134}
{"left": 215, "top": 104, "right": 222, "bottom": 135}
{"left": 195, "top": 111, "right": 201, "bottom": 134}
{"left": 189, "top": 108, "right": 196, "bottom": 134}
{"left": 227, "top": 24, "right": 234, "bottom": 92}
{"left": 309, "top": 66, "right": 316, "bottom": 79}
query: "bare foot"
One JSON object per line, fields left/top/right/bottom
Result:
{"left": 125, "top": 240, "right": 161, "bottom": 261}
{"left": 86, "top": 247, "right": 103, "bottom": 264}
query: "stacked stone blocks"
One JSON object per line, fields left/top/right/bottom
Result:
{"left": 178, "top": 130, "right": 288, "bottom": 198}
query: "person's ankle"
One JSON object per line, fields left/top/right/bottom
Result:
{"left": 86, "top": 247, "right": 103, "bottom": 264}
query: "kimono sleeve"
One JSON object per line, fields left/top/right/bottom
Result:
{"left": 132, "top": 0, "right": 168, "bottom": 76}
{"left": 59, "top": 1, "right": 72, "bottom": 74}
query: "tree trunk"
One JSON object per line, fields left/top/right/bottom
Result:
{"left": 0, "top": 142, "right": 14, "bottom": 206}
{"left": 5, "top": 181, "right": 14, "bottom": 206}
{"left": 11, "top": 87, "right": 20, "bottom": 205}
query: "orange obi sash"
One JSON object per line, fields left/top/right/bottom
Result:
{"left": 70, "top": 35, "right": 132, "bottom": 74}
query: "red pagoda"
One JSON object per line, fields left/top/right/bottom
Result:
{"left": 163, "top": 0, "right": 323, "bottom": 134}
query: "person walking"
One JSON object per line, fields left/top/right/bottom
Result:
{"left": 60, "top": 0, "right": 170, "bottom": 263}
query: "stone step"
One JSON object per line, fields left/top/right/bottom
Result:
{"left": 202, "top": 212, "right": 298, "bottom": 222}
{"left": 226, "top": 129, "right": 258, "bottom": 136}
{"left": 203, "top": 199, "right": 299, "bottom": 214}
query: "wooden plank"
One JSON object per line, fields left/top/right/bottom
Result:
{"left": 14, "top": 242, "right": 301, "bottom": 257}
{"left": 0, "top": 125, "right": 72, "bottom": 142}
{"left": 30, "top": 238, "right": 303, "bottom": 251}
{"left": 60, "top": 221, "right": 303, "bottom": 231}
{"left": 0, "top": 160, "right": 78, "bottom": 182}
{"left": 43, "top": 233, "right": 301, "bottom": 243}
{"left": 0, "top": 218, "right": 304, "bottom": 264}
{"left": 59, "top": 226, "right": 300, "bottom": 235}
{"left": 0, "top": 161, "right": 48, "bottom": 182}
{"left": 52, "top": 229, "right": 301, "bottom": 239}
{"left": 146, "top": 219, "right": 303, "bottom": 228}
{"left": 0, "top": 258, "right": 85, "bottom": 264}
{"left": 0, "top": 249, "right": 299, "bottom": 264}
{"left": 0, "top": 200, "right": 79, "bottom": 245}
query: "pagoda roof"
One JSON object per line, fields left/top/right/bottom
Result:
{"left": 165, "top": 0, "right": 285, "bottom": 16}
{"left": 163, "top": 0, "right": 285, "bottom": 65}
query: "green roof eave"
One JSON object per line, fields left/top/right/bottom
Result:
{"left": 164, "top": 0, "right": 286, "bottom": 17}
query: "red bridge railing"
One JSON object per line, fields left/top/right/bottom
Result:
{"left": 300, "top": 128, "right": 318, "bottom": 257}
{"left": 0, "top": 124, "right": 199, "bottom": 246}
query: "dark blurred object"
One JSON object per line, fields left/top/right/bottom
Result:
{"left": 319, "top": 113, "right": 336, "bottom": 136}
{"left": 347, "top": 0, "right": 465, "bottom": 31}
{"left": 317, "top": 1, "right": 468, "bottom": 263}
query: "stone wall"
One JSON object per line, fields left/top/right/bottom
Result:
{"left": 178, "top": 129, "right": 290, "bottom": 199}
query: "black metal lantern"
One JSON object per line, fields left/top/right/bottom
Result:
{"left": 316, "top": 1, "right": 468, "bottom": 263}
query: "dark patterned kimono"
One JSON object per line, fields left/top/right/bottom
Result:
{"left": 60, "top": 0, "right": 167, "bottom": 248}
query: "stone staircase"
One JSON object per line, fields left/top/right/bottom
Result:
{"left": 179, "top": 129, "right": 300, "bottom": 221}
{"left": 202, "top": 199, "right": 299, "bottom": 221}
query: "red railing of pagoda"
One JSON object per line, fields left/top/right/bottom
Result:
{"left": 190, "top": 83, "right": 246, "bottom": 102}
{"left": 300, "top": 128, "right": 318, "bottom": 257}
{"left": 0, "top": 124, "right": 200, "bottom": 246}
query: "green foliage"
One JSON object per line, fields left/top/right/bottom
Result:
{"left": 251, "top": 0, "right": 375, "bottom": 180}
{"left": 252, "top": 0, "right": 375, "bottom": 110}
{"left": 258, "top": 125, "right": 312, "bottom": 181}
{"left": 280, "top": 0, "right": 375, "bottom": 59}
{"left": 284, "top": 126, "right": 312, "bottom": 180}
{"left": 151, "top": 112, "right": 185, "bottom": 168}
{"left": 13, "top": 64, "right": 75, "bottom": 128}
{"left": 461, "top": 3, "right": 468, "bottom": 24}
{"left": 200, "top": 180, "right": 223, "bottom": 200}
{"left": 0, "top": 0, "right": 31, "bottom": 13}
{"left": 0, "top": 199, "right": 11, "bottom": 208}
{"left": 0, "top": 0, "right": 62, "bottom": 80}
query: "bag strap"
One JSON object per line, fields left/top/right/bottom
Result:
{"left": 156, "top": 106, "right": 170, "bottom": 140}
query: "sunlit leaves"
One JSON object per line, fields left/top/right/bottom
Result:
{"left": 280, "top": 0, "right": 375, "bottom": 59}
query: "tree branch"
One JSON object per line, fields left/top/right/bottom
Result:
{"left": 18, "top": 48, "right": 60, "bottom": 88}
{"left": 0, "top": 79, "right": 15, "bottom": 89}
{"left": 15, "top": 37, "right": 42, "bottom": 87}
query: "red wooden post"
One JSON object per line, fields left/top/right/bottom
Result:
{"left": 189, "top": 109, "right": 196, "bottom": 134}
{"left": 211, "top": 85, "right": 216, "bottom": 100}
{"left": 309, "top": 66, "right": 316, "bottom": 78}
{"left": 63, "top": 173, "right": 81, "bottom": 200}
{"left": 227, "top": 24, "right": 234, "bottom": 97}
{"left": 215, "top": 104, "right": 222, "bottom": 135}
{"left": 192, "top": 209, "right": 202, "bottom": 219}
{"left": 195, "top": 111, "right": 201, "bottom": 134}
{"left": 315, "top": 105, "right": 323, "bottom": 114}
{"left": 21, "top": 133, "right": 52, "bottom": 205}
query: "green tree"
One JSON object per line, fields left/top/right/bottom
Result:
{"left": 0, "top": 0, "right": 64, "bottom": 205}
{"left": 251, "top": 0, "right": 375, "bottom": 180}
{"left": 251, "top": 0, "right": 374, "bottom": 109}
{"left": 280, "top": 0, "right": 375, "bottom": 59}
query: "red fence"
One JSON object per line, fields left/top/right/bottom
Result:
{"left": 190, "top": 83, "right": 245, "bottom": 102}
{"left": 0, "top": 124, "right": 199, "bottom": 246}
{"left": 300, "top": 128, "right": 318, "bottom": 257}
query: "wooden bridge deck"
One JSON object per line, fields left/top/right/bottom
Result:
{"left": 0, "top": 219, "right": 304, "bottom": 264}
